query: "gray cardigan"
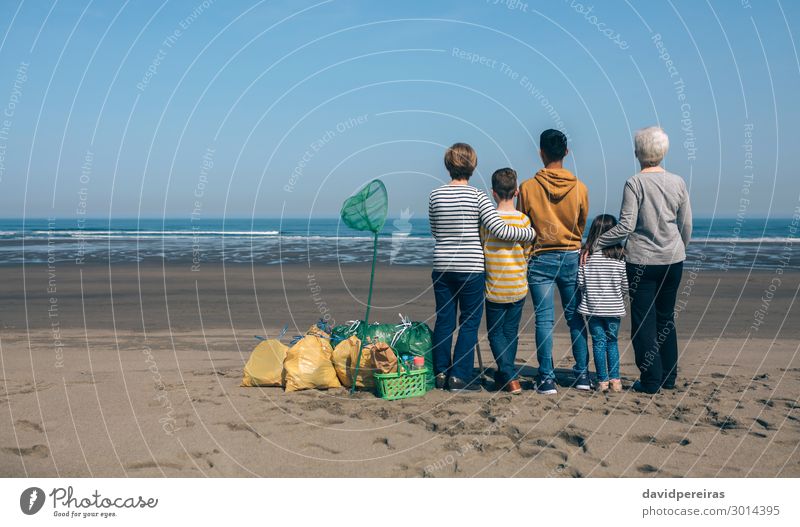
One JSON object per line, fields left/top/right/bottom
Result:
{"left": 596, "top": 170, "right": 692, "bottom": 265}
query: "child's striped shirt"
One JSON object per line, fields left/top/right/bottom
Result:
{"left": 481, "top": 210, "right": 532, "bottom": 303}
{"left": 577, "top": 253, "right": 628, "bottom": 317}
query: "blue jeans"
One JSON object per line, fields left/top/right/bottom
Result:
{"left": 527, "top": 251, "right": 589, "bottom": 381}
{"left": 587, "top": 316, "right": 621, "bottom": 382}
{"left": 431, "top": 271, "right": 485, "bottom": 381}
{"left": 485, "top": 298, "right": 525, "bottom": 384}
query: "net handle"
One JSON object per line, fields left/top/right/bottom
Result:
{"left": 350, "top": 232, "right": 378, "bottom": 394}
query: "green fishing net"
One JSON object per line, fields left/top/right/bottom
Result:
{"left": 340, "top": 179, "right": 388, "bottom": 234}
{"left": 339, "top": 179, "right": 390, "bottom": 393}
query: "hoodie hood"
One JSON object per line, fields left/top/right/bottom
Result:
{"left": 534, "top": 168, "right": 577, "bottom": 203}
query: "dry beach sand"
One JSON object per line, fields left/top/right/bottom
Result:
{"left": 0, "top": 262, "right": 798, "bottom": 477}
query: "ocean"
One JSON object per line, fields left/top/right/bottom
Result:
{"left": 0, "top": 217, "right": 797, "bottom": 270}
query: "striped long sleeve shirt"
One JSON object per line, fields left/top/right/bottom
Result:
{"left": 577, "top": 253, "right": 628, "bottom": 317}
{"left": 429, "top": 184, "right": 535, "bottom": 273}
{"left": 481, "top": 211, "right": 533, "bottom": 303}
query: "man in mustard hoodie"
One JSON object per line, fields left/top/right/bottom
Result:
{"left": 518, "top": 129, "right": 590, "bottom": 395}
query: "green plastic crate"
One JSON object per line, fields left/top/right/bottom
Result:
{"left": 374, "top": 367, "right": 428, "bottom": 401}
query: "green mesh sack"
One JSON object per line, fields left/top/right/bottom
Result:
{"left": 332, "top": 318, "right": 435, "bottom": 391}
{"left": 331, "top": 321, "right": 398, "bottom": 354}
{"left": 364, "top": 323, "right": 399, "bottom": 345}
{"left": 390, "top": 320, "right": 435, "bottom": 391}
{"left": 331, "top": 322, "right": 360, "bottom": 347}
{"left": 340, "top": 179, "right": 388, "bottom": 234}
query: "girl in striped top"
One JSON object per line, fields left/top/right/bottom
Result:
{"left": 578, "top": 214, "right": 628, "bottom": 392}
{"left": 429, "top": 144, "right": 535, "bottom": 392}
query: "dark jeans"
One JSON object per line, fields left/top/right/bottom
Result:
{"left": 626, "top": 261, "right": 683, "bottom": 392}
{"left": 485, "top": 298, "right": 525, "bottom": 384}
{"left": 431, "top": 271, "right": 485, "bottom": 381}
{"left": 527, "top": 251, "right": 589, "bottom": 381}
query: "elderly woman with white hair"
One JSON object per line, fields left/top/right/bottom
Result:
{"left": 588, "top": 126, "right": 692, "bottom": 394}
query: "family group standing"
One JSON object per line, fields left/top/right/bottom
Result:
{"left": 428, "top": 126, "right": 692, "bottom": 395}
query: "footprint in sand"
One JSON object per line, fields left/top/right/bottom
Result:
{"left": 301, "top": 443, "right": 341, "bottom": 455}
{"left": 558, "top": 430, "right": 588, "bottom": 452}
{"left": 126, "top": 460, "right": 184, "bottom": 471}
{"left": 568, "top": 467, "right": 584, "bottom": 478}
{"left": 372, "top": 437, "right": 395, "bottom": 450}
{"left": 190, "top": 397, "right": 222, "bottom": 406}
{"left": 15, "top": 420, "right": 44, "bottom": 433}
{"left": 2, "top": 444, "right": 49, "bottom": 458}
{"left": 502, "top": 425, "right": 523, "bottom": 443}
{"left": 225, "top": 422, "right": 261, "bottom": 439}
{"left": 6, "top": 382, "right": 55, "bottom": 397}
{"left": 190, "top": 449, "right": 220, "bottom": 469}
{"left": 317, "top": 418, "right": 345, "bottom": 426}
{"left": 631, "top": 434, "right": 691, "bottom": 448}
{"left": 669, "top": 405, "right": 692, "bottom": 423}
{"left": 392, "top": 463, "right": 412, "bottom": 474}
{"left": 432, "top": 408, "right": 464, "bottom": 419}
{"left": 754, "top": 418, "right": 775, "bottom": 430}
{"left": 517, "top": 441, "right": 568, "bottom": 461}
{"left": 553, "top": 463, "right": 583, "bottom": 478}
{"left": 372, "top": 407, "right": 392, "bottom": 421}
{"left": 705, "top": 408, "right": 740, "bottom": 430}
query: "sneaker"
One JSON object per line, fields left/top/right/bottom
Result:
{"left": 609, "top": 379, "right": 623, "bottom": 392}
{"left": 573, "top": 373, "right": 592, "bottom": 391}
{"left": 596, "top": 381, "right": 609, "bottom": 392}
{"left": 435, "top": 373, "right": 447, "bottom": 390}
{"left": 536, "top": 378, "right": 558, "bottom": 395}
{"left": 448, "top": 376, "right": 481, "bottom": 392}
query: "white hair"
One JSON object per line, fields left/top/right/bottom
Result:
{"left": 634, "top": 126, "right": 669, "bottom": 167}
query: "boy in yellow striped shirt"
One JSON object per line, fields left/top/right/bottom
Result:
{"left": 480, "top": 168, "right": 533, "bottom": 394}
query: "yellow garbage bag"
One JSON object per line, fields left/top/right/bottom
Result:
{"left": 283, "top": 333, "right": 342, "bottom": 392}
{"left": 241, "top": 339, "right": 288, "bottom": 387}
{"left": 304, "top": 323, "right": 330, "bottom": 339}
{"left": 332, "top": 336, "right": 375, "bottom": 389}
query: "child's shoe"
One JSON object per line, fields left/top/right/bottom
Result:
{"left": 597, "top": 381, "right": 609, "bottom": 392}
{"left": 505, "top": 379, "right": 523, "bottom": 395}
{"left": 609, "top": 379, "right": 622, "bottom": 392}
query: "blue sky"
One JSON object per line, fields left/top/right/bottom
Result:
{"left": 0, "top": 0, "right": 798, "bottom": 220}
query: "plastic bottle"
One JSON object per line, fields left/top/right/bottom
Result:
{"left": 412, "top": 356, "right": 425, "bottom": 370}
{"left": 400, "top": 355, "right": 412, "bottom": 370}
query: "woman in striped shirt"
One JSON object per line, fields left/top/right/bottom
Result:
{"left": 577, "top": 214, "right": 628, "bottom": 392}
{"left": 429, "top": 143, "right": 535, "bottom": 392}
